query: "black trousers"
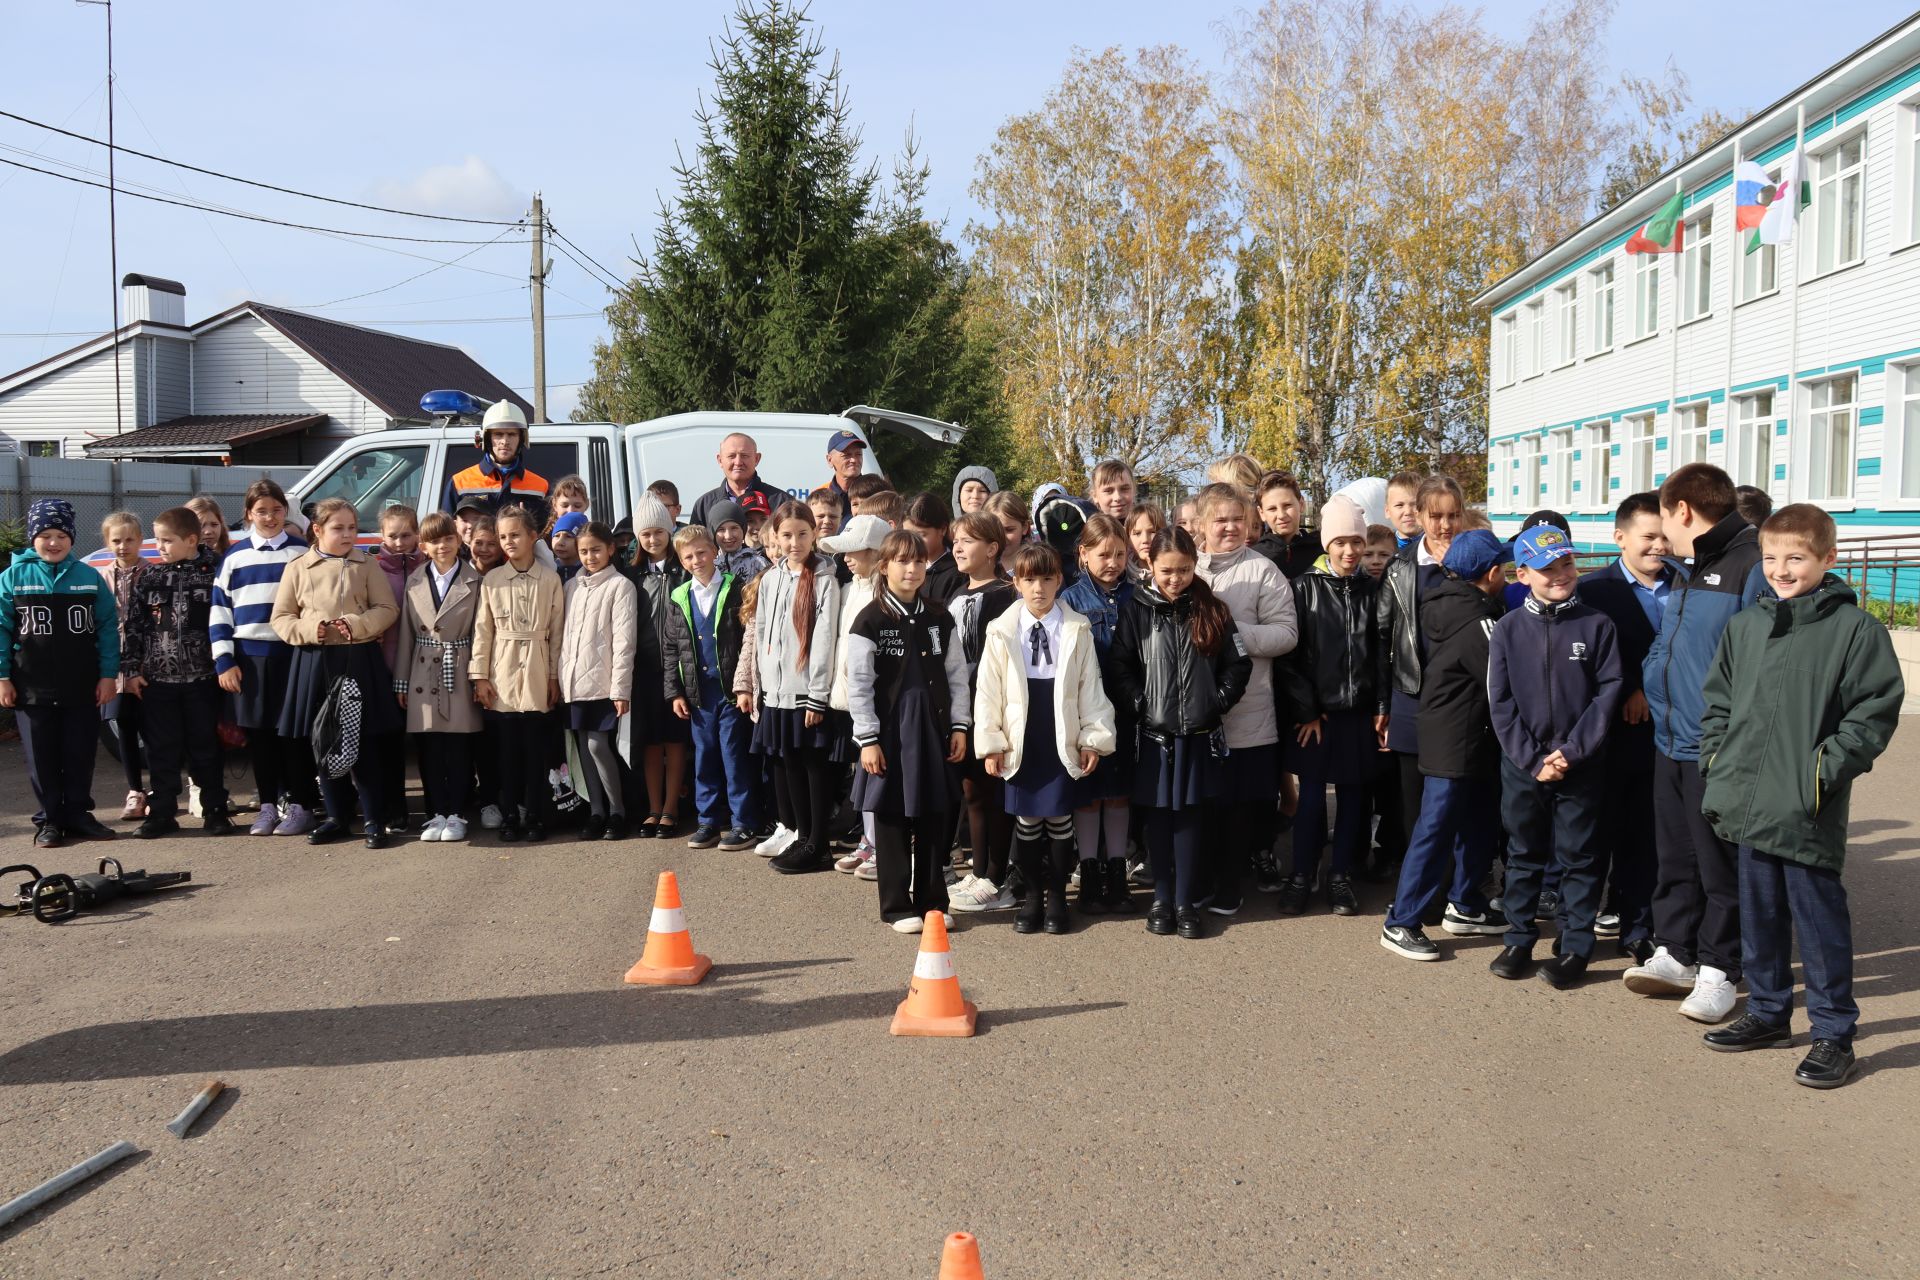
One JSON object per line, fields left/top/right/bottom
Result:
{"left": 1651, "top": 752, "right": 1741, "bottom": 977}
{"left": 142, "top": 681, "right": 227, "bottom": 820}
{"left": 874, "top": 811, "right": 951, "bottom": 922}
{"left": 495, "top": 710, "right": 549, "bottom": 821}
{"left": 1498, "top": 757, "right": 1606, "bottom": 958}
{"left": 18, "top": 702, "right": 99, "bottom": 828}
{"left": 113, "top": 693, "right": 145, "bottom": 792}
{"left": 1146, "top": 807, "right": 1205, "bottom": 908}
{"left": 1597, "top": 751, "right": 1657, "bottom": 943}
{"left": 416, "top": 732, "right": 474, "bottom": 818}
{"left": 777, "top": 749, "right": 835, "bottom": 852}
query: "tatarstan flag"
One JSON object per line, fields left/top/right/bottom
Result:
{"left": 1625, "top": 189, "right": 1687, "bottom": 255}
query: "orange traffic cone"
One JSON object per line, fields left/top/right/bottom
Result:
{"left": 937, "top": 1231, "right": 984, "bottom": 1278}
{"left": 890, "top": 912, "right": 977, "bottom": 1037}
{"left": 623, "top": 871, "right": 713, "bottom": 986}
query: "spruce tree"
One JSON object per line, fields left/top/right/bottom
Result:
{"left": 578, "top": 0, "right": 1002, "bottom": 483}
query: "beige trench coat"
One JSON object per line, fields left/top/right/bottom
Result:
{"left": 469, "top": 559, "right": 566, "bottom": 714}
{"left": 395, "top": 560, "right": 485, "bottom": 733}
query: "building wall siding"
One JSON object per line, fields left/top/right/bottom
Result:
{"left": 0, "top": 344, "right": 138, "bottom": 456}
{"left": 191, "top": 316, "right": 382, "bottom": 432}
{"left": 1487, "top": 51, "right": 1920, "bottom": 544}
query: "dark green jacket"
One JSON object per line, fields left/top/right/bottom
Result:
{"left": 1698, "top": 575, "right": 1903, "bottom": 872}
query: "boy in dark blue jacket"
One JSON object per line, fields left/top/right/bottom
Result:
{"left": 1487, "top": 524, "right": 1622, "bottom": 987}
{"left": 1575, "top": 492, "right": 1673, "bottom": 962}
{"left": 1624, "top": 464, "right": 1765, "bottom": 1024}
{"left": 0, "top": 499, "right": 120, "bottom": 847}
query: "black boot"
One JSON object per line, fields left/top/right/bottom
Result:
{"left": 1076, "top": 858, "right": 1107, "bottom": 915}
{"left": 1043, "top": 839, "right": 1074, "bottom": 934}
{"left": 1104, "top": 858, "right": 1137, "bottom": 912}
{"left": 1013, "top": 839, "right": 1045, "bottom": 934}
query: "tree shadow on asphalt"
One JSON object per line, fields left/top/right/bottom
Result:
{"left": 1859, "top": 1038, "right": 1920, "bottom": 1080}
{"left": 0, "top": 961, "right": 1125, "bottom": 1082}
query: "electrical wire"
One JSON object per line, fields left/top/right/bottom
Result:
{"left": 293, "top": 227, "right": 528, "bottom": 307}
{"left": 0, "top": 154, "right": 523, "bottom": 243}
{"left": 0, "top": 107, "right": 525, "bottom": 225}
{"left": 547, "top": 223, "right": 627, "bottom": 290}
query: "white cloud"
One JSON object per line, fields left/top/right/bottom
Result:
{"left": 374, "top": 157, "right": 526, "bottom": 221}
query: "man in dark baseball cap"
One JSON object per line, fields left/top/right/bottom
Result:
{"left": 823, "top": 429, "right": 867, "bottom": 520}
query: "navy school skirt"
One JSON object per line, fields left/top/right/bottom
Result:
{"left": 1003, "top": 678, "right": 1077, "bottom": 818}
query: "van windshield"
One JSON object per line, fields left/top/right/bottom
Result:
{"left": 300, "top": 446, "right": 428, "bottom": 521}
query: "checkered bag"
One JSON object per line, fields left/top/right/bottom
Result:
{"left": 312, "top": 673, "right": 365, "bottom": 779}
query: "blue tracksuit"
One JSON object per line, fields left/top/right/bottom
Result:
{"left": 1643, "top": 511, "right": 1765, "bottom": 762}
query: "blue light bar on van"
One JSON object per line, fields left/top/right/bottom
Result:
{"left": 420, "top": 389, "right": 483, "bottom": 418}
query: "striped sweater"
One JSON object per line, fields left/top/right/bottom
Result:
{"left": 210, "top": 530, "right": 309, "bottom": 672}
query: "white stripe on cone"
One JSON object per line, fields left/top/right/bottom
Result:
{"left": 912, "top": 949, "right": 955, "bottom": 981}
{"left": 650, "top": 906, "right": 687, "bottom": 934}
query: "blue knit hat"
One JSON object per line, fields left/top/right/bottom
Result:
{"left": 26, "top": 498, "right": 75, "bottom": 542}
{"left": 551, "top": 511, "right": 589, "bottom": 537}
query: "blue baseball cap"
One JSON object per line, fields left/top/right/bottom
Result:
{"left": 1442, "top": 528, "right": 1506, "bottom": 580}
{"left": 552, "top": 511, "right": 589, "bottom": 536}
{"left": 827, "top": 430, "right": 865, "bottom": 453}
{"left": 1513, "top": 523, "right": 1576, "bottom": 571}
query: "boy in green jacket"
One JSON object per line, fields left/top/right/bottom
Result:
{"left": 1697, "top": 504, "right": 1903, "bottom": 1088}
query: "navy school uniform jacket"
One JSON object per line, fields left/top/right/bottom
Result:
{"left": 1413, "top": 576, "right": 1505, "bottom": 779}
{"left": 1487, "top": 595, "right": 1623, "bottom": 777}
{"left": 1576, "top": 559, "right": 1669, "bottom": 767}
{"left": 0, "top": 549, "right": 119, "bottom": 704}
{"left": 1643, "top": 509, "right": 1764, "bottom": 762}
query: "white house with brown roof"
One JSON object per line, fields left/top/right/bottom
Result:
{"left": 0, "top": 274, "right": 532, "bottom": 465}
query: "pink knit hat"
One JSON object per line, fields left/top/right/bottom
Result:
{"left": 1317, "top": 496, "right": 1367, "bottom": 543}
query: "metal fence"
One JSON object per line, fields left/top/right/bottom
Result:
{"left": 0, "top": 456, "right": 308, "bottom": 542}
{"left": 1834, "top": 532, "right": 1920, "bottom": 614}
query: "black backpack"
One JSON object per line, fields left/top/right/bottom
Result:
{"left": 312, "top": 663, "right": 365, "bottom": 779}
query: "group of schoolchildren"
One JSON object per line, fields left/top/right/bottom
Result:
{"left": 0, "top": 435, "right": 1902, "bottom": 1086}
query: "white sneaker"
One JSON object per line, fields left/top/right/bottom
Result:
{"left": 756, "top": 824, "right": 797, "bottom": 858}
{"left": 421, "top": 815, "right": 448, "bottom": 843}
{"left": 1679, "top": 967, "right": 1738, "bottom": 1023}
{"left": 854, "top": 848, "right": 879, "bottom": 881}
{"left": 1622, "top": 945, "right": 1697, "bottom": 996}
{"left": 836, "top": 837, "right": 874, "bottom": 873}
{"left": 480, "top": 804, "right": 505, "bottom": 831}
{"left": 440, "top": 816, "right": 469, "bottom": 842}
{"left": 949, "top": 877, "right": 1006, "bottom": 912}
{"left": 891, "top": 916, "right": 923, "bottom": 934}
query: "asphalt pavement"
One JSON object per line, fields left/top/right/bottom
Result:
{"left": 3, "top": 732, "right": 1918, "bottom": 1277}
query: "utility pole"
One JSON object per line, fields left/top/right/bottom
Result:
{"left": 529, "top": 193, "right": 549, "bottom": 423}
{"left": 78, "top": 0, "right": 120, "bottom": 436}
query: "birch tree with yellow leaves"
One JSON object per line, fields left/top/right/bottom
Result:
{"left": 967, "top": 46, "right": 1231, "bottom": 485}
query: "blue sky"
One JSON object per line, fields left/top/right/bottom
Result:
{"left": 2, "top": 0, "right": 1912, "bottom": 421}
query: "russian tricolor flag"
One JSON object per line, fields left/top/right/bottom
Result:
{"left": 1735, "top": 160, "right": 1782, "bottom": 232}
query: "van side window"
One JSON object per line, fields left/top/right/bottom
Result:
{"left": 300, "top": 446, "right": 428, "bottom": 521}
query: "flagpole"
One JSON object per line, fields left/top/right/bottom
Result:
{"left": 1724, "top": 135, "right": 1741, "bottom": 477}
{"left": 1785, "top": 102, "right": 1806, "bottom": 500}
{"left": 1668, "top": 175, "right": 1682, "bottom": 460}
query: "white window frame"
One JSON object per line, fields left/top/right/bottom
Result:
{"left": 1554, "top": 280, "right": 1578, "bottom": 367}
{"left": 1548, "top": 427, "right": 1574, "bottom": 509}
{"left": 1680, "top": 210, "right": 1714, "bottom": 324}
{"left": 1584, "top": 420, "right": 1614, "bottom": 511}
{"left": 1494, "top": 440, "right": 1516, "bottom": 508}
{"left": 1904, "top": 97, "right": 1920, "bottom": 249}
{"left": 1589, "top": 262, "right": 1616, "bottom": 355}
{"left": 1521, "top": 435, "right": 1543, "bottom": 506}
{"left": 1803, "top": 372, "right": 1858, "bottom": 504}
{"left": 1624, "top": 412, "right": 1655, "bottom": 492}
{"left": 1808, "top": 129, "right": 1867, "bottom": 279}
{"left": 1497, "top": 314, "right": 1518, "bottom": 387}
{"left": 1632, "top": 253, "right": 1660, "bottom": 341}
{"left": 1524, "top": 298, "right": 1546, "bottom": 379}
{"left": 4, "top": 433, "right": 66, "bottom": 459}
{"left": 1732, "top": 390, "right": 1776, "bottom": 493}
{"left": 1892, "top": 362, "right": 1920, "bottom": 505}
{"left": 1674, "top": 402, "right": 1711, "bottom": 469}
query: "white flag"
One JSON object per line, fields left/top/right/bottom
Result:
{"left": 1754, "top": 147, "right": 1805, "bottom": 248}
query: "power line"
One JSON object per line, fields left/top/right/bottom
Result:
{"left": 0, "top": 153, "right": 521, "bottom": 244}
{"left": 293, "top": 227, "right": 527, "bottom": 308}
{"left": 0, "top": 106, "right": 525, "bottom": 225}
{"left": 0, "top": 312, "right": 600, "bottom": 339}
{"left": 548, "top": 223, "right": 626, "bottom": 290}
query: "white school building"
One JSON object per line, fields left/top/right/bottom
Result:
{"left": 1479, "top": 14, "right": 1920, "bottom": 556}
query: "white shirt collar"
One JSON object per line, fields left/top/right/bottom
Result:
{"left": 1416, "top": 539, "right": 1441, "bottom": 566}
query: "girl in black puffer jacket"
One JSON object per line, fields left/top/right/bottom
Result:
{"left": 1109, "top": 527, "right": 1252, "bottom": 939}
{"left": 1276, "top": 497, "right": 1391, "bottom": 917}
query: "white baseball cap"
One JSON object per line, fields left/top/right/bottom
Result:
{"left": 818, "top": 513, "right": 890, "bottom": 554}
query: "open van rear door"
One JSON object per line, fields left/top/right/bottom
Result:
{"left": 840, "top": 406, "right": 966, "bottom": 447}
